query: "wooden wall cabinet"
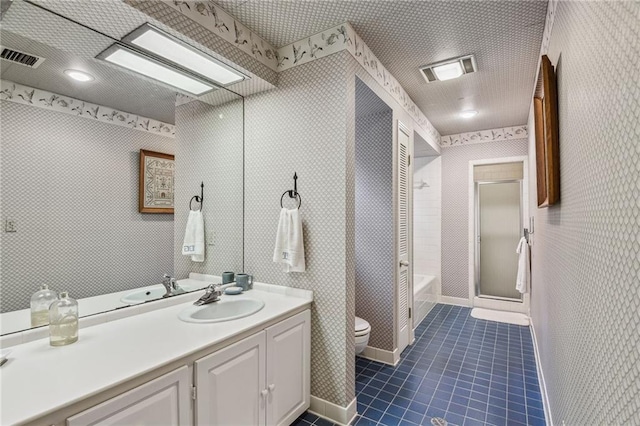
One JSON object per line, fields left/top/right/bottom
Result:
{"left": 534, "top": 55, "right": 560, "bottom": 207}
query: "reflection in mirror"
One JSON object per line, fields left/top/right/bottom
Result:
{"left": 0, "top": 1, "right": 244, "bottom": 335}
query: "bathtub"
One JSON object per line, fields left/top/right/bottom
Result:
{"left": 414, "top": 274, "right": 437, "bottom": 328}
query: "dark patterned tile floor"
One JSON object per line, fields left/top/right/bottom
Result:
{"left": 293, "top": 304, "right": 545, "bottom": 426}
{"left": 352, "top": 304, "right": 545, "bottom": 426}
{"left": 291, "top": 411, "right": 340, "bottom": 426}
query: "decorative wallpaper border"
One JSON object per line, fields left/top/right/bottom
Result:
{"left": 162, "top": 2, "right": 440, "bottom": 147}
{"left": 342, "top": 23, "right": 440, "bottom": 146}
{"left": 277, "top": 22, "right": 440, "bottom": 146}
{"left": 541, "top": 0, "right": 559, "bottom": 57}
{"left": 165, "top": 0, "right": 279, "bottom": 71}
{"left": 276, "top": 23, "right": 351, "bottom": 71}
{"left": 440, "top": 125, "right": 528, "bottom": 147}
{"left": 0, "top": 81, "right": 176, "bottom": 138}
{"left": 533, "top": 0, "right": 558, "bottom": 99}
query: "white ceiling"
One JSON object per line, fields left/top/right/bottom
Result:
{"left": 216, "top": 0, "right": 548, "bottom": 135}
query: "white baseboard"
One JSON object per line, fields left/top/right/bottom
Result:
{"left": 530, "top": 322, "right": 553, "bottom": 426}
{"left": 439, "top": 295, "right": 472, "bottom": 307}
{"left": 309, "top": 395, "right": 357, "bottom": 425}
{"left": 358, "top": 346, "right": 399, "bottom": 365}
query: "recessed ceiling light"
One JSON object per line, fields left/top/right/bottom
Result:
{"left": 460, "top": 110, "right": 478, "bottom": 118}
{"left": 122, "top": 24, "right": 245, "bottom": 86}
{"left": 97, "top": 45, "right": 215, "bottom": 96}
{"left": 64, "top": 69, "right": 94, "bottom": 82}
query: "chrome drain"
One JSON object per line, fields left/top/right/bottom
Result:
{"left": 431, "top": 417, "right": 448, "bottom": 426}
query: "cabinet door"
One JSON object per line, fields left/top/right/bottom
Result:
{"left": 265, "top": 310, "right": 311, "bottom": 426}
{"left": 195, "top": 331, "right": 266, "bottom": 426}
{"left": 67, "top": 366, "right": 190, "bottom": 426}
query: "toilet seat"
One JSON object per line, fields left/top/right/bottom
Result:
{"left": 355, "top": 317, "right": 370, "bottom": 336}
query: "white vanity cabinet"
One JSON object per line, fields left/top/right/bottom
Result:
{"left": 1, "top": 287, "right": 313, "bottom": 426}
{"left": 67, "top": 366, "right": 191, "bottom": 426}
{"left": 194, "top": 310, "right": 310, "bottom": 426}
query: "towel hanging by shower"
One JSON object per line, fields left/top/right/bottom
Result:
{"left": 515, "top": 237, "right": 529, "bottom": 293}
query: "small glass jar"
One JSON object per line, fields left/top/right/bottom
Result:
{"left": 30, "top": 284, "right": 58, "bottom": 327}
{"left": 49, "top": 292, "right": 78, "bottom": 346}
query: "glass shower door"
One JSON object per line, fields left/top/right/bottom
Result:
{"left": 476, "top": 181, "right": 522, "bottom": 300}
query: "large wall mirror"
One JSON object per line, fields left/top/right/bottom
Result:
{"left": 0, "top": 1, "right": 245, "bottom": 335}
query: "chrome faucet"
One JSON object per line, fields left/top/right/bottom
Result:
{"left": 194, "top": 284, "right": 223, "bottom": 306}
{"left": 162, "top": 274, "right": 184, "bottom": 298}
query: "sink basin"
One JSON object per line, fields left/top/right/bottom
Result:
{"left": 121, "top": 280, "right": 210, "bottom": 305}
{"left": 178, "top": 298, "right": 265, "bottom": 323}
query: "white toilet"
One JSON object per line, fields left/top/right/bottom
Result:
{"left": 355, "top": 317, "right": 371, "bottom": 355}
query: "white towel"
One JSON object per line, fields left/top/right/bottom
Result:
{"left": 273, "top": 208, "right": 306, "bottom": 273}
{"left": 516, "top": 237, "right": 529, "bottom": 293}
{"left": 182, "top": 210, "right": 205, "bottom": 262}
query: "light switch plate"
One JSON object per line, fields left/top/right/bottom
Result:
{"left": 5, "top": 219, "right": 16, "bottom": 232}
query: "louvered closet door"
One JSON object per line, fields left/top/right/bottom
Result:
{"left": 397, "top": 122, "right": 411, "bottom": 355}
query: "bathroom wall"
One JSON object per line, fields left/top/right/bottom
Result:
{"left": 527, "top": 1, "right": 639, "bottom": 423}
{"left": 244, "top": 51, "right": 354, "bottom": 408}
{"left": 413, "top": 155, "right": 441, "bottom": 296}
{"left": 355, "top": 79, "right": 394, "bottom": 352}
{"left": 345, "top": 54, "right": 437, "bottom": 361}
{"left": 0, "top": 101, "right": 174, "bottom": 312}
{"left": 173, "top": 99, "right": 244, "bottom": 279}
{"left": 440, "top": 139, "right": 528, "bottom": 301}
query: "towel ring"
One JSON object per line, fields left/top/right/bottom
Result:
{"left": 189, "top": 195, "right": 202, "bottom": 211}
{"left": 280, "top": 191, "right": 301, "bottom": 209}
{"left": 189, "top": 182, "right": 204, "bottom": 211}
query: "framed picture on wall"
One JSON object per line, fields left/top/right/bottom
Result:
{"left": 139, "top": 149, "right": 175, "bottom": 214}
{"left": 534, "top": 55, "right": 560, "bottom": 207}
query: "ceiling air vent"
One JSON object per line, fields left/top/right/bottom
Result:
{"left": 420, "top": 54, "right": 477, "bottom": 83}
{"left": 0, "top": 47, "right": 45, "bottom": 68}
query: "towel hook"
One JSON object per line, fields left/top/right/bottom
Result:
{"left": 189, "top": 182, "right": 204, "bottom": 211}
{"left": 280, "top": 172, "right": 301, "bottom": 209}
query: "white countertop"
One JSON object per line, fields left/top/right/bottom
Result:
{"left": 0, "top": 277, "right": 214, "bottom": 335}
{"left": 0, "top": 284, "right": 312, "bottom": 425}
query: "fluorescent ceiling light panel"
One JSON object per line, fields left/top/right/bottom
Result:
{"left": 432, "top": 62, "right": 464, "bottom": 81}
{"left": 124, "top": 24, "right": 244, "bottom": 86}
{"left": 99, "top": 45, "right": 214, "bottom": 95}
{"left": 460, "top": 110, "right": 478, "bottom": 118}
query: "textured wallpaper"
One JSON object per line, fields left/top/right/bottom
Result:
{"left": 528, "top": 1, "right": 639, "bottom": 423}
{"left": 244, "top": 51, "right": 353, "bottom": 407}
{"left": 355, "top": 80, "right": 394, "bottom": 351}
{"left": 173, "top": 99, "right": 244, "bottom": 279}
{"left": 0, "top": 101, "right": 174, "bottom": 312}
{"left": 441, "top": 139, "right": 528, "bottom": 299}
{"left": 347, "top": 54, "right": 436, "bottom": 360}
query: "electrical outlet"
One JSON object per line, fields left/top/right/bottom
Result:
{"left": 5, "top": 219, "right": 16, "bottom": 232}
{"left": 207, "top": 228, "right": 215, "bottom": 246}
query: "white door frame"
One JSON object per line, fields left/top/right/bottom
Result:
{"left": 467, "top": 156, "right": 530, "bottom": 314}
{"left": 395, "top": 120, "right": 414, "bottom": 357}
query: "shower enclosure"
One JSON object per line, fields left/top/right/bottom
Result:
{"left": 475, "top": 180, "right": 522, "bottom": 300}
{"left": 470, "top": 159, "right": 528, "bottom": 309}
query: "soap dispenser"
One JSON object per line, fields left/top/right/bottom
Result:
{"left": 49, "top": 292, "right": 78, "bottom": 346}
{"left": 30, "top": 284, "right": 58, "bottom": 327}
